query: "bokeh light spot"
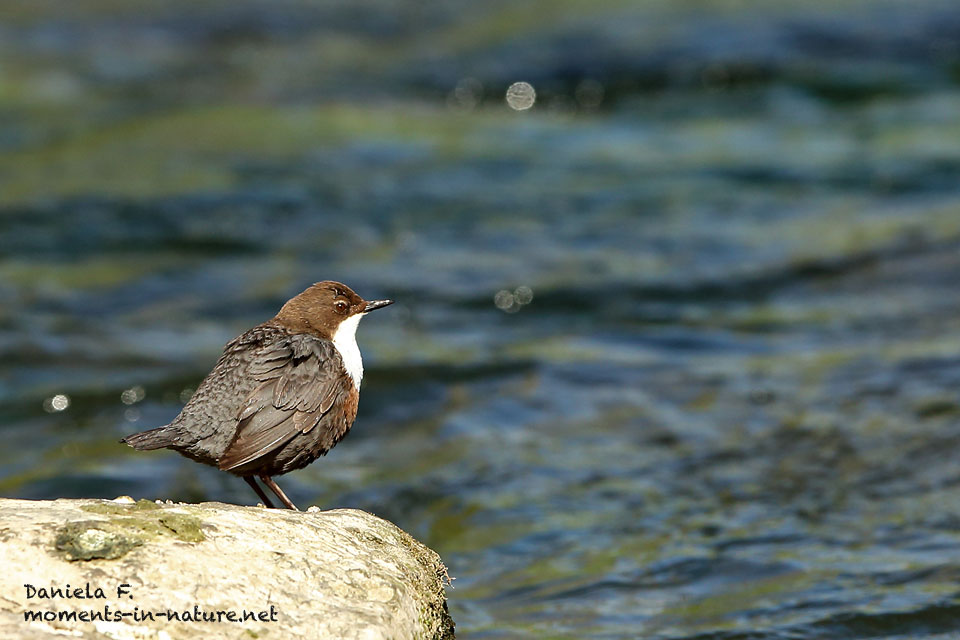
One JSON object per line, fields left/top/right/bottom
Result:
{"left": 514, "top": 285, "right": 533, "bottom": 305}
{"left": 506, "top": 81, "right": 536, "bottom": 111}
{"left": 44, "top": 394, "right": 70, "bottom": 412}
{"left": 494, "top": 289, "right": 518, "bottom": 312}
{"left": 121, "top": 385, "right": 146, "bottom": 405}
{"left": 495, "top": 286, "right": 534, "bottom": 313}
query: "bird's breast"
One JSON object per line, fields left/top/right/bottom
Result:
{"left": 343, "top": 385, "right": 360, "bottom": 425}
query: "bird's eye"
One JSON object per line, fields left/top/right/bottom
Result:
{"left": 335, "top": 300, "right": 348, "bottom": 314}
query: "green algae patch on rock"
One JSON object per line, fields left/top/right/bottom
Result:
{"left": 54, "top": 521, "right": 144, "bottom": 561}
{"left": 80, "top": 498, "right": 161, "bottom": 516}
{"left": 54, "top": 500, "right": 208, "bottom": 560}
{"left": 157, "top": 512, "right": 206, "bottom": 543}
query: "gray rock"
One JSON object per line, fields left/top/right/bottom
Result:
{"left": 0, "top": 497, "right": 454, "bottom": 639}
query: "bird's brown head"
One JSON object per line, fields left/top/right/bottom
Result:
{"left": 273, "top": 281, "right": 393, "bottom": 339}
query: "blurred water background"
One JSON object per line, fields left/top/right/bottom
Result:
{"left": 3, "top": 1, "right": 960, "bottom": 637}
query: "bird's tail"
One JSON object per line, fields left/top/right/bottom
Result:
{"left": 122, "top": 426, "right": 176, "bottom": 450}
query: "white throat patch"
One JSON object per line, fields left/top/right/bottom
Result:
{"left": 331, "top": 313, "right": 365, "bottom": 390}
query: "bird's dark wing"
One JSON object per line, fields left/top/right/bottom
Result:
{"left": 218, "top": 334, "right": 344, "bottom": 472}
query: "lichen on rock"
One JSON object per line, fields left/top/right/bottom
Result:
{"left": 54, "top": 521, "right": 143, "bottom": 561}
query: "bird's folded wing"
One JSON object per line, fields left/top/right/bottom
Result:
{"left": 218, "top": 335, "right": 343, "bottom": 472}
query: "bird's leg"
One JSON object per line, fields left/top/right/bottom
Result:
{"left": 243, "top": 476, "right": 276, "bottom": 509}
{"left": 260, "top": 475, "right": 299, "bottom": 510}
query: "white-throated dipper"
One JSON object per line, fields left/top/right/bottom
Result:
{"left": 122, "top": 281, "right": 393, "bottom": 510}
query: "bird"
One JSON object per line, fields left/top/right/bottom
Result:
{"left": 122, "top": 281, "right": 393, "bottom": 510}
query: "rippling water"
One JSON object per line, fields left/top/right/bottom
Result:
{"left": 3, "top": 1, "right": 960, "bottom": 637}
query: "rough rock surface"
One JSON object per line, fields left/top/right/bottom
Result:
{"left": 0, "top": 497, "right": 454, "bottom": 640}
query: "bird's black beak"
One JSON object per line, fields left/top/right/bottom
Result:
{"left": 363, "top": 299, "right": 394, "bottom": 312}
